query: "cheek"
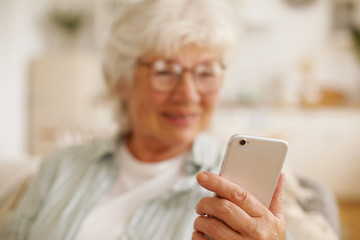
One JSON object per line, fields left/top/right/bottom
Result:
{"left": 149, "top": 93, "right": 168, "bottom": 107}
{"left": 145, "top": 93, "right": 169, "bottom": 116}
{"left": 204, "top": 94, "right": 219, "bottom": 111}
{"left": 137, "top": 92, "right": 169, "bottom": 123}
{"left": 129, "top": 79, "right": 165, "bottom": 112}
{"left": 200, "top": 95, "right": 219, "bottom": 122}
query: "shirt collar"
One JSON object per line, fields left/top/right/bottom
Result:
{"left": 96, "top": 134, "right": 124, "bottom": 163}
{"left": 96, "top": 132, "right": 222, "bottom": 176}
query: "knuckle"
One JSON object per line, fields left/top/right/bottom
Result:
{"left": 251, "top": 216, "right": 285, "bottom": 240}
{"left": 195, "top": 199, "right": 203, "bottom": 213}
{"left": 257, "top": 229, "right": 268, "bottom": 239}
{"left": 193, "top": 216, "right": 201, "bottom": 228}
{"left": 216, "top": 200, "right": 233, "bottom": 217}
{"left": 197, "top": 197, "right": 208, "bottom": 206}
{"left": 195, "top": 197, "right": 210, "bottom": 215}
{"left": 194, "top": 216, "right": 220, "bottom": 239}
{"left": 247, "top": 220, "right": 260, "bottom": 234}
{"left": 193, "top": 216, "right": 205, "bottom": 231}
{"left": 192, "top": 231, "right": 202, "bottom": 240}
{"left": 249, "top": 224, "right": 267, "bottom": 239}
{"left": 231, "top": 188, "right": 247, "bottom": 203}
{"left": 205, "top": 217, "right": 220, "bottom": 237}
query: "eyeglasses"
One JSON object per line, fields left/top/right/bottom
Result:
{"left": 137, "top": 59, "right": 225, "bottom": 94}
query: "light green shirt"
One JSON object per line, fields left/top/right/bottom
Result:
{"left": 0, "top": 133, "right": 222, "bottom": 240}
{"left": 0, "top": 132, "right": 293, "bottom": 240}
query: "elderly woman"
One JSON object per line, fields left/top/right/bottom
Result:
{"left": 0, "top": 0, "right": 288, "bottom": 239}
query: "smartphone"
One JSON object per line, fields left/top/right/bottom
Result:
{"left": 219, "top": 134, "right": 288, "bottom": 208}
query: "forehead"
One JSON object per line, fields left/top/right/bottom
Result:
{"left": 142, "top": 43, "right": 220, "bottom": 66}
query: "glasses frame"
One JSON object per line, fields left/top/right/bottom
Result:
{"left": 137, "top": 59, "right": 226, "bottom": 95}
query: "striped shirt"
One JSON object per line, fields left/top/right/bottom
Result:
{"left": 0, "top": 133, "right": 223, "bottom": 240}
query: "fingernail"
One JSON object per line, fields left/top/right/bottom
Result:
{"left": 196, "top": 172, "right": 208, "bottom": 182}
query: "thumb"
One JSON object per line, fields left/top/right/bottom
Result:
{"left": 269, "top": 173, "right": 286, "bottom": 219}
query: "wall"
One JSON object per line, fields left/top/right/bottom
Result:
{"left": 0, "top": 0, "right": 95, "bottom": 156}
{"left": 223, "top": 0, "right": 359, "bottom": 105}
{"left": 0, "top": 0, "right": 46, "bottom": 157}
{"left": 1, "top": 0, "right": 359, "bottom": 161}
{"left": 211, "top": 107, "right": 360, "bottom": 201}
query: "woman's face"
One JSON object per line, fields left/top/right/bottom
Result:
{"left": 122, "top": 44, "right": 221, "bottom": 156}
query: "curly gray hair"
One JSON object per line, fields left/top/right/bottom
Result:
{"left": 102, "top": 0, "right": 241, "bottom": 132}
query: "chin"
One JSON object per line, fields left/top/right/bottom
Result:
{"left": 163, "top": 127, "right": 201, "bottom": 146}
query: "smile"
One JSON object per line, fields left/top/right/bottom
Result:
{"left": 161, "top": 112, "right": 200, "bottom": 126}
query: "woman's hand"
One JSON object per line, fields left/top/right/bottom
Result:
{"left": 193, "top": 172, "right": 286, "bottom": 240}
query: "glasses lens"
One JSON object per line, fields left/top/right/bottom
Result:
{"left": 194, "top": 62, "right": 223, "bottom": 93}
{"left": 148, "top": 59, "right": 223, "bottom": 94}
{"left": 151, "top": 60, "right": 179, "bottom": 92}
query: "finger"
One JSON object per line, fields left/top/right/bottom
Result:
{"left": 193, "top": 215, "right": 241, "bottom": 240}
{"left": 196, "top": 197, "right": 255, "bottom": 234}
{"left": 196, "top": 172, "right": 266, "bottom": 216}
{"left": 269, "top": 173, "right": 286, "bottom": 220}
{"left": 192, "top": 231, "right": 208, "bottom": 240}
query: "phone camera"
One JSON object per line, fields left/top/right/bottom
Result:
{"left": 239, "top": 139, "right": 247, "bottom": 145}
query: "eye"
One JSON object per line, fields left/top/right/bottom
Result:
{"left": 198, "top": 71, "right": 215, "bottom": 77}
{"left": 152, "top": 59, "right": 177, "bottom": 76}
{"left": 154, "top": 70, "right": 172, "bottom": 76}
{"left": 196, "top": 65, "right": 215, "bottom": 78}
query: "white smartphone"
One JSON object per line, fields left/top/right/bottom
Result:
{"left": 219, "top": 134, "right": 288, "bottom": 208}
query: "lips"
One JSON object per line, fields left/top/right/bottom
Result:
{"left": 161, "top": 111, "right": 200, "bottom": 127}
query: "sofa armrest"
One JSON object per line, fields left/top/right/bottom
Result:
{"left": 297, "top": 176, "right": 341, "bottom": 237}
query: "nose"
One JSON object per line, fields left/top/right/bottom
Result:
{"left": 170, "top": 72, "right": 201, "bottom": 103}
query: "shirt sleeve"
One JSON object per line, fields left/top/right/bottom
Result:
{"left": 0, "top": 148, "right": 68, "bottom": 239}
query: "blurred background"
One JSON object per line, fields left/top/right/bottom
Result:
{"left": 0, "top": 0, "right": 360, "bottom": 238}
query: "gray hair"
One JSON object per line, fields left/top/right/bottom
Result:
{"left": 102, "top": 0, "right": 241, "bottom": 131}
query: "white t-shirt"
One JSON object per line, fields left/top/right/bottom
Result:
{"left": 75, "top": 143, "right": 186, "bottom": 240}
